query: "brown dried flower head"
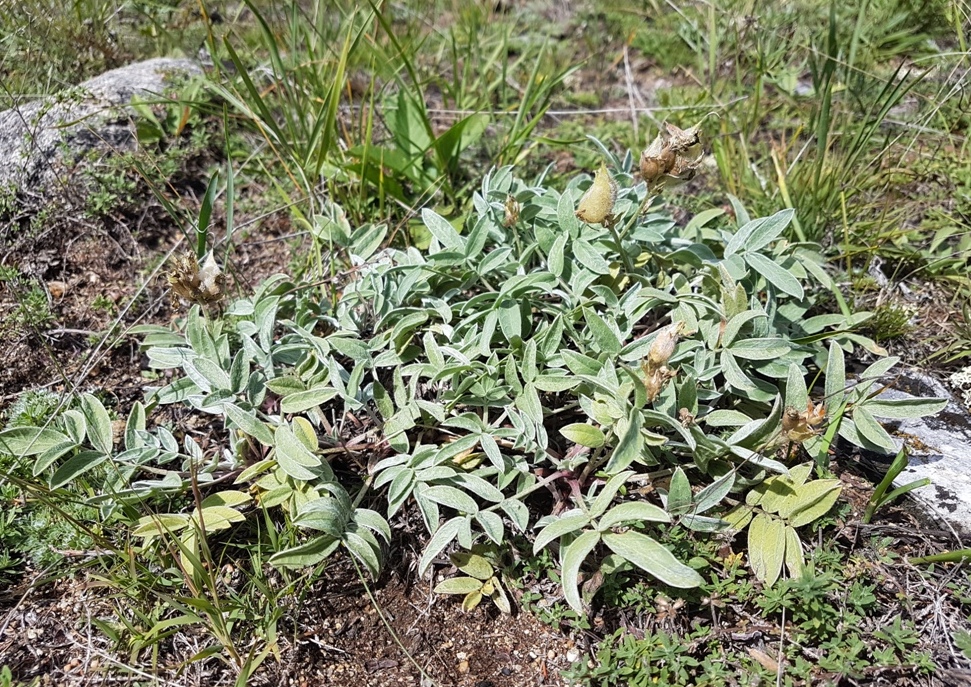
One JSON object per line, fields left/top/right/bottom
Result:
{"left": 503, "top": 195, "right": 521, "bottom": 228}
{"left": 782, "top": 400, "right": 827, "bottom": 443}
{"left": 647, "top": 321, "right": 685, "bottom": 368}
{"left": 643, "top": 364, "right": 677, "bottom": 403}
{"left": 167, "top": 251, "right": 227, "bottom": 308}
{"left": 639, "top": 118, "right": 710, "bottom": 190}
{"left": 575, "top": 162, "right": 617, "bottom": 225}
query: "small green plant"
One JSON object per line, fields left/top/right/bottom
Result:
{"left": 2, "top": 281, "right": 55, "bottom": 332}
{"left": 863, "top": 446, "right": 931, "bottom": 523}
{"left": 724, "top": 463, "right": 842, "bottom": 586}
{"left": 433, "top": 550, "right": 511, "bottom": 613}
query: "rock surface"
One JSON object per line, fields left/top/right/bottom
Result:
{"left": 0, "top": 58, "right": 202, "bottom": 196}
{"left": 879, "top": 371, "right": 971, "bottom": 540}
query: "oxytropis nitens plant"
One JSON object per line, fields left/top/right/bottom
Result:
{"left": 3, "top": 132, "right": 947, "bottom": 623}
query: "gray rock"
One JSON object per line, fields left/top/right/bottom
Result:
{"left": 876, "top": 370, "right": 971, "bottom": 540}
{"left": 0, "top": 58, "right": 202, "bottom": 196}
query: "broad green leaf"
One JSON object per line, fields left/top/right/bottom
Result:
{"left": 852, "top": 406, "right": 897, "bottom": 453}
{"left": 729, "top": 338, "right": 791, "bottom": 360}
{"left": 125, "top": 402, "right": 146, "bottom": 450}
{"left": 589, "top": 471, "right": 635, "bottom": 519}
{"left": 418, "top": 517, "right": 465, "bottom": 576}
{"left": 132, "top": 513, "right": 191, "bottom": 537}
{"left": 515, "top": 383, "right": 543, "bottom": 424}
{"left": 704, "top": 409, "right": 753, "bottom": 427}
{"left": 491, "top": 579, "right": 511, "bottom": 614}
{"left": 598, "top": 502, "right": 670, "bottom": 530}
{"left": 275, "top": 424, "right": 322, "bottom": 481}
{"left": 422, "top": 208, "right": 463, "bottom": 250}
{"left": 573, "top": 239, "right": 611, "bottom": 275}
{"left": 863, "top": 397, "right": 948, "bottom": 419}
{"left": 533, "top": 513, "right": 590, "bottom": 553}
{"left": 784, "top": 525, "right": 805, "bottom": 579}
{"left": 859, "top": 356, "right": 900, "bottom": 381}
{"left": 744, "top": 208, "right": 794, "bottom": 252}
{"left": 434, "top": 577, "right": 484, "bottom": 595}
{"left": 345, "top": 530, "right": 382, "bottom": 578}
{"left": 462, "top": 590, "right": 484, "bottom": 612}
{"left": 224, "top": 403, "right": 275, "bottom": 446}
{"left": 784, "top": 363, "right": 808, "bottom": 411}
{"left": 280, "top": 386, "right": 339, "bottom": 413}
{"left": 501, "top": 499, "right": 530, "bottom": 532}
{"left": 722, "top": 310, "right": 766, "bottom": 348}
{"left": 452, "top": 552, "right": 494, "bottom": 580}
{"left": 748, "top": 513, "right": 786, "bottom": 586}
{"left": 292, "top": 417, "right": 319, "bottom": 452}
{"left": 692, "top": 471, "right": 736, "bottom": 514}
{"left": 583, "top": 308, "right": 622, "bottom": 355}
{"left": 744, "top": 252, "right": 804, "bottom": 300}
{"left": 548, "top": 233, "right": 566, "bottom": 277}
{"left": 269, "top": 535, "right": 341, "bottom": 568}
{"left": 824, "top": 341, "right": 845, "bottom": 412}
{"left": 723, "top": 504, "right": 754, "bottom": 531}
{"left": 351, "top": 222, "right": 388, "bottom": 260}
{"left": 725, "top": 209, "right": 793, "bottom": 256}
{"left": 559, "top": 423, "right": 606, "bottom": 448}
{"left": 422, "top": 485, "right": 479, "bottom": 514}
{"left": 194, "top": 505, "right": 246, "bottom": 531}
{"left": 562, "top": 350, "right": 602, "bottom": 376}
{"left": 354, "top": 508, "right": 392, "bottom": 542}
{"left": 680, "top": 514, "right": 729, "bottom": 532}
{"left": 49, "top": 450, "right": 109, "bottom": 489}
{"left": 32, "top": 441, "right": 77, "bottom": 475}
{"left": 720, "top": 350, "right": 755, "bottom": 391}
{"left": 562, "top": 530, "right": 601, "bottom": 613}
{"left": 602, "top": 531, "right": 703, "bottom": 588}
{"left": 666, "top": 467, "right": 693, "bottom": 516}
{"left": 533, "top": 374, "right": 579, "bottom": 392}
{"left": 200, "top": 490, "right": 251, "bottom": 508}
{"left": 80, "top": 394, "right": 113, "bottom": 455}
{"left": 0, "top": 427, "right": 74, "bottom": 456}
{"left": 475, "top": 510, "right": 505, "bottom": 544}
{"left": 557, "top": 189, "right": 580, "bottom": 235}
{"left": 786, "top": 480, "right": 842, "bottom": 528}
{"left": 605, "top": 409, "right": 644, "bottom": 473}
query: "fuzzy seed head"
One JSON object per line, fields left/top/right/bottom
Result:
{"left": 575, "top": 162, "right": 617, "bottom": 225}
{"left": 503, "top": 195, "right": 521, "bottom": 228}
{"left": 167, "top": 251, "right": 227, "bottom": 308}
{"left": 647, "top": 322, "right": 684, "bottom": 368}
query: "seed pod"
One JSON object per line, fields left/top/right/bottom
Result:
{"left": 664, "top": 121, "right": 703, "bottom": 151}
{"left": 503, "top": 195, "right": 521, "bottom": 227}
{"left": 647, "top": 322, "right": 684, "bottom": 368}
{"left": 575, "top": 162, "right": 617, "bottom": 225}
{"left": 167, "top": 251, "right": 226, "bottom": 307}
{"left": 782, "top": 400, "right": 826, "bottom": 443}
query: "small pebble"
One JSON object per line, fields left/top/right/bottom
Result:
{"left": 457, "top": 659, "right": 469, "bottom": 674}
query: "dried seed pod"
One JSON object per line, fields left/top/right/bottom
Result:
{"left": 782, "top": 400, "right": 826, "bottom": 443}
{"left": 167, "top": 251, "right": 227, "bottom": 308}
{"left": 639, "top": 146, "right": 677, "bottom": 185}
{"left": 664, "top": 121, "right": 703, "bottom": 151}
{"left": 643, "top": 365, "right": 677, "bottom": 403}
{"left": 575, "top": 162, "right": 617, "bottom": 225}
{"left": 503, "top": 195, "right": 521, "bottom": 228}
{"left": 647, "top": 321, "right": 685, "bottom": 368}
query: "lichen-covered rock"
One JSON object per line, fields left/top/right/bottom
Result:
{"left": 877, "top": 370, "right": 971, "bottom": 537}
{"left": 0, "top": 57, "right": 201, "bottom": 196}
